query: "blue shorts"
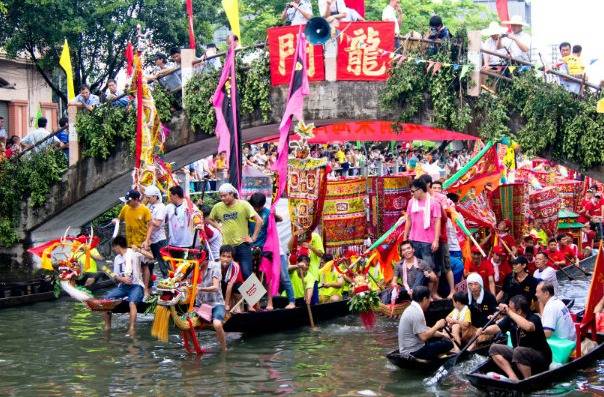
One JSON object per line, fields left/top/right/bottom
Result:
{"left": 212, "top": 304, "right": 226, "bottom": 322}
{"left": 104, "top": 284, "right": 144, "bottom": 303}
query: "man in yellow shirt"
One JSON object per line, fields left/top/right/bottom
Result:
{"left": 113, "top": 189, "right": 152, "bottom": 247}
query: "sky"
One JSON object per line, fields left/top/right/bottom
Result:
{"left": 530, "top": 0, "right": 604, "bottom": 84}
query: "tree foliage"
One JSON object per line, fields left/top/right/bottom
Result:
{"left": 0, "top": 0, "right": 222, "bottom": 101}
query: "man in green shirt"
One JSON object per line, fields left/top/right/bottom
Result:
{"left": 208, "top": 183, "right": 263, "bottom": 279}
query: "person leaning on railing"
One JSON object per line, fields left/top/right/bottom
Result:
{"left": 71, "top": 84, "right": 100, "bottom": 112}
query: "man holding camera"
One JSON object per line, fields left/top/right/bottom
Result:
{"left": 497, "top": 15, "right": 531, "bottom": 63}
{"left": 282, "top": 0, "right": 313, "bottom": 26}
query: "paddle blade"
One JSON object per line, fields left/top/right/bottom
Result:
{"left": 424, "top": 365, "right": 448, "bottom": 386}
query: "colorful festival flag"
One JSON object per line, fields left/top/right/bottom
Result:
{"left": 59, "top": 40, "right": 76, "bottom": 101}
{"left": 125, "top": 41, "right": 134, "bottom": 77}
{"left": 260, "top": 30, "right": 309, "bottom": 296}
{"left": 212, "top": 43, "right": 242, "bottom": 189}
{"left": 447, "top": 145, "right": 503, "bottom": 200}
{"left": 495, "top": 0, "right": 510, "bottom": 31}
{"left": 222, "top": 0, "right": 241, "bottom": 40}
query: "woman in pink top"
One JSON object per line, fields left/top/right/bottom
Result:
{"left": 403, "top": 178, "right": 442, "bottom": 298}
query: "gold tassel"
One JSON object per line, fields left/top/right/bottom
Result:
{"left": 151, "top": 305, "right": 170, "bottom": 342}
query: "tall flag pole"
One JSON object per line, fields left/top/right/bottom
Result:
{"left": 222, "top": 0, "right": 241, "bottom": 40}
{"left": 260, "top": 27, "right": 309, "bottom": 296}
{"left": 186, "top": 0, "right": 196, "bottom": 49}
{"left": 59, "top": 39, "right": 76, "bottom": 101}
{"left": 212, "top": 41, "right": 242, "bottom": 189}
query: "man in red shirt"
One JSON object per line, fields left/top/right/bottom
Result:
{"left": 544, "top": 238, "right": 566, "bottom": 270}
{"left": 589, "top": 191, "right": 604, "bottom": 240}
{"left": 468, "top": 247, "right": 496, "bottom": 295}
{"left": 577, "top": 189, "right": 595, "bottom": 224}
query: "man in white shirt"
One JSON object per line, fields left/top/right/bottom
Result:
{"left": 165, "top": 185, "right": 201, "bottom": 249}
{"left": 282, "top": 0, "right": 313, "bottom": 25}
{"left": 21, "top": 117, "right": 61, "bottom": 153}
{"left": 535, "top": 281, "right": 576, "bottom": 342}
{"left": 481, "top": 22, "right": 507, "bottom": 67}
{"left": 498, "top": 15, "right": 531, "bottom": 63}
{"left": 382, "top": 0, "right": 403, "bottom": 36}
{"left": 318, "top": 0, "right": 347, "bottom": 21}
{"left": 142, "top": 185, "right": 169, "bottom": 279}
{"left": 103, "top": 236, "right": 147, "bottom": 335}
{"left": 533, "top": 252, "right": 559, "bottom": 297}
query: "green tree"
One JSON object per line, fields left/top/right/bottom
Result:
{"left": 0, "top": 0, "right": 222, "bottom": 101}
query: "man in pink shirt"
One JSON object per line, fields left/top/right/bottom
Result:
{"left": 403, "top": 178, "right": 442, "bottom": 299}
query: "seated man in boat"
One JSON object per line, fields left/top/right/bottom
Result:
{"left": 535, "top": 282, "right": 576, "bottom": 342}
{"left": 195, "top": 257, "right": 227, "bottom": 351}
{"left": 398, "top": 285, "right": 453, "bottom": 360}
{"left": 318, "top": 254, "right": 345, "bottom": 303}
{"left": 480, "top": 295, "right": 552, "bottom": 381}
{"left": 103, "top": 236, "right": 146, "bottom": 335}
{"left": 218, "top": 245, "right": 243, "bottom": 312}
{"left": 464, "top": 272, "right": 498, "bottom": 347}
{"left": 386, "top": 240, "right": 438, "bottom": 304}
{"left": 446, "top": 291, "right": 471, "bottom": 351}
{"left": 497, "top": 256, "right": 538, "bottom": 307}
{"left": 533, "top": 252, "right": 559, "bottom": 298}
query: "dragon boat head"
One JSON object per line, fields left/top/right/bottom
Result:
{"left": 57, "top": 259, "right": 82, "bottom": 281}
{"left": 156, "top": 278, "right": 190, "bottom": 306}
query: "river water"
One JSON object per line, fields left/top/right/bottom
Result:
{"left": 0, "top": 281, "right": 601, "bottom": 396}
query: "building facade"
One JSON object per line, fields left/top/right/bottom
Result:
{"left": 0, "top": 53, "right": 58, "bottom": 138}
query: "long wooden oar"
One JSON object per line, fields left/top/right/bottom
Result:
{"left": 426, "top": 309, "right": 502, "bottom": 386}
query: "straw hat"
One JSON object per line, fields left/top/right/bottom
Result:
{"left": 481, "top": 21, "right": 507, "bottom": 36}
{"left": 501, "top": 15, "right": 528, "bottom": 27}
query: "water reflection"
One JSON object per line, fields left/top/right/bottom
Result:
{"left": 0, "top": 279, "right": 599, "bottom": 397}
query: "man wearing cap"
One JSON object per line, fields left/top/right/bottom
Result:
{"left": 113, "top": 190, "right": 152, "bottom": 249}
{"left": 498, "top": 15, "right": 531, "bottom": 63}
{"left": 208, "top": 183, "right": 263, "bottom": 280}
{"left": 142, "top": 185, "right": 169, "bottom": 279}
{"left": 497, "top": 256, "right": 539, "bottom": 306}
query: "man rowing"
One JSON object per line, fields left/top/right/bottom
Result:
{"left": 479, "top": 295, "right": 552, "bottom": 381}
{"left": 398, "top": 286, "right": 453, "bottom": 360}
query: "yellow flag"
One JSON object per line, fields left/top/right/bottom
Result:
{"left": 59, "top": 39, "right": 76, "bottom": 101}
{"left": 597, "top": 98, "right": 604, "bottom": 114}
{"left": 222, "top": 0, "right": 241, "bottom": 40}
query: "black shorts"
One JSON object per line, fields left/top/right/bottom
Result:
{"left": 489, "top": 344, "right": 550, "bottom": 374}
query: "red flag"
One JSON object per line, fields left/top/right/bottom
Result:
{"left": 186, "top": 0, "right": 196, "bottom": 50}
{"left": 346, "top": 0, "right": 365, "bottom": 17}
{"left": 581, "top": 243, "right": 604, "bottom": 331}
{"left": 496, "top": 0, "right": 511, "bottom": 31}
{"left": 125, "top": 42, "right": 134, "bottom": 77}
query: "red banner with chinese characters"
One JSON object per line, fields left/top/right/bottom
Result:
{"left": 268, "top": 26, "right": 325, "bottom": 86}
{"left": 337, "top": 21, "right": 394, "bottom": 81}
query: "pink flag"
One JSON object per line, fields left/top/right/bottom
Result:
{"left": 260, "top": 28, "right": 309, "bottom": 296}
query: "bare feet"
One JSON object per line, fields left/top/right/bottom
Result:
{"left": 265, "top": 305, "right": 274, "bottom": 311}
{"left": 431, "top": 294, "right": 443, "bottom": 300}
{"left": 284, "top": 303, "right": 296, "bottom": 309}
{"left": 126, "top": 328, "right": 136, "bottom": 337}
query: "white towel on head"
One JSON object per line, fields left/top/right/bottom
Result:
{"left": 410, "top": 194, "right": 432, "bottom": 229}
{"left": 467, "top": 272, "right": 484, "bottom": 305}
